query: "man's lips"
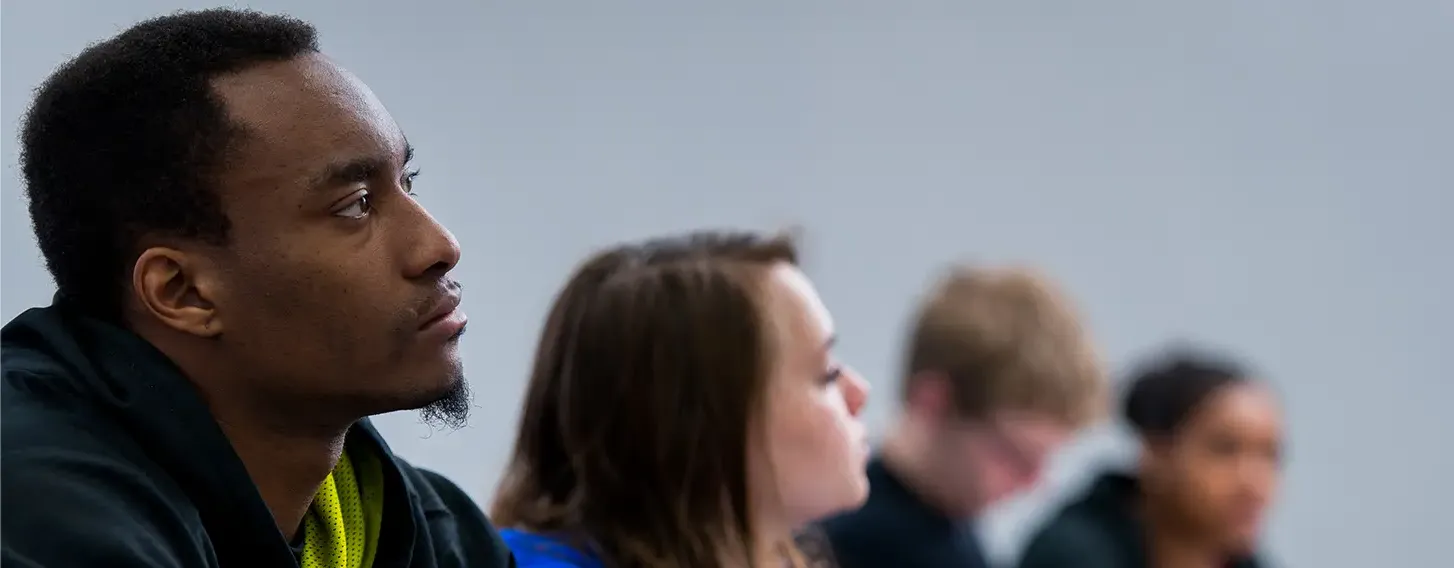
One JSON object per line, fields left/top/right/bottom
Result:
{"left": 419, "top": 292, "right": 463, "bottom": 331}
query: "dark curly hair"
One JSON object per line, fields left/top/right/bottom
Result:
{"left": 20, "top": 8, "right": 319, "bottom": 321}
{"left": 1122, "top": 348, "right": 1252, "bottom": 438}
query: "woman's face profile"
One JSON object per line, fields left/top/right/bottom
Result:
{"left": 1154, "top": 382, "right": 1283, "bottom": 550}
{"left": 750, "top": 263, "right": 871, "bottom": 530}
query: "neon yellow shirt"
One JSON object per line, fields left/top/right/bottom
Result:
{"left": 300, "top": 447, "right": 385, "bottom": 568}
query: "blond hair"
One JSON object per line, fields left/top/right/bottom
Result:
{"left": 902, "top": 265, "right": 1106, "bottom": 426}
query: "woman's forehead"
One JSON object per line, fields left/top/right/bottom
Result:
{"left": 763, "top": 264, "right": 834, "bottom": 355}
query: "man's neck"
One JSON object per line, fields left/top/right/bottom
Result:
{"left": 136, "top": 322, "right": 359, "bottom": 539}
{"left": 218, "top": 417, "right": 351, "bottom": 540}
{"left": 879, "top": 420, "right": 975, "bottom": 519}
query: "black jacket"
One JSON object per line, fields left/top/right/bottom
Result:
{"left": 819, "top": 457, "right": 989, "bottom": 568}
{"left": 1017, "top": 471, "right": 1265, "bottom": 568}
{"left": 0, "top": 302, "right": 515, "bottom": 568}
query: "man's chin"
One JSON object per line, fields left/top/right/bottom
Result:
{"left": 415, "top": 374, "right": 471, "bottom": 430}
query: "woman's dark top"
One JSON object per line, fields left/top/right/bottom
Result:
{"left": 1017, "top": 471, "right": 1266, "bottom": 568}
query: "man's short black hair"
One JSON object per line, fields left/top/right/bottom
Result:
{"left": 20, "top": 8, "right": 319, "bottom": 321}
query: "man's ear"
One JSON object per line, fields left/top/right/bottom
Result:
{"left": 905, "top": 370, "right": 956, "bottom": 422}
{"left": 132, "top": 247, "right": 223, "bottom": 338}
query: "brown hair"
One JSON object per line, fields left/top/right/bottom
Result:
{"left": 490, "top": 230, "right": 810, "bottom": 568}
{"left": 902, "top": 265, "right": 1106, "bottom": 427}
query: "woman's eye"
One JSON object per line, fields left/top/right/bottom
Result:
{"left": 822, "top": 366, "right": 844, "bottom": 384}
{"left": 334, "top": 193, "right": 372, "bottom": 219}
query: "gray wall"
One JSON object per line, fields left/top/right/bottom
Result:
{"left": 3, "top": 1, "right": 1450, "bottom": 565}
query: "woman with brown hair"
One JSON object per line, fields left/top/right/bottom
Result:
{"left": 491, "top": 230, "right": 871, "bottom": 568}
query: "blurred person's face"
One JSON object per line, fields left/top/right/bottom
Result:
{"left": 1144, "top": 383, "right": 1282, "bottom": 552}
{"left": 937, "top": 413, "right": 1069, "bottom": 515}
{"left": 751, "top": 264, "right": 871, "bottom": 530}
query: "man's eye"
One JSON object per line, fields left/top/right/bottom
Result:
{"left": 334, "top": 193, "right": 372, "bottom": 219}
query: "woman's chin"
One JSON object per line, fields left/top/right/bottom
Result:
{"left": 831, "top": 471, "right": 872, "bottom": 515}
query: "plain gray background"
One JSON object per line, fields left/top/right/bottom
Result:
{"left": 3, "top": 1, "right": 1450, "bottom": 566}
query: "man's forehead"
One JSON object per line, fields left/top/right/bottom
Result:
{"left": 212, "top": 53, "right": 405, "bottom": 166}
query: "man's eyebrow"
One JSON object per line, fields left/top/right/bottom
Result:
{"left": 312, "top": 157, "right": 387, "bottom": 189}
{"left": 311, "top": 142, "right": 414, "bottom": 191}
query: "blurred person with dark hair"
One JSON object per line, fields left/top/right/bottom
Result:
{"left": 1, "top": 8, "right": 513, "bottom": 567}
{"left": 1017, "top": 350, "right": 1282, "bottom": 568}
{"left": 819, "top": 266, "right": 1108, "bottom": 568}
{"left": 490, "top": 231, "right": 871, "bottom": 568}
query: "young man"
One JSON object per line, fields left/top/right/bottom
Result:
{"left": 819, "top": 266, "right": 1107, "bottom": 568}
{"left": 1, "top": 9, "right": 514, "bottom": 568}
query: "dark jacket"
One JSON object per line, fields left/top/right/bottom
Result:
{"left": 0, "top": 302, "right": 515, "bottom": 568}
{"left": 1017, "top": 471, "right": 1265, "bottom": 568}
{"left": 819, "top": 457, "right": 989, "bottom": 568}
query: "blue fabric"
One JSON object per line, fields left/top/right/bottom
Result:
{"left": 499, "top": 529, "right": 604, "bottom": 568}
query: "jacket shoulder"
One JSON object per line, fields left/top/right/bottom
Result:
{"left": 2, "top": 370, "right": 208, "bottom": 567}
{"left": 396, "top": 462, "right": 516, "bottom": 568}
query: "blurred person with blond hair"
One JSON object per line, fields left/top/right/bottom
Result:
{"left": 819, "top": 266, "right": 1108, "bottom": 568}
